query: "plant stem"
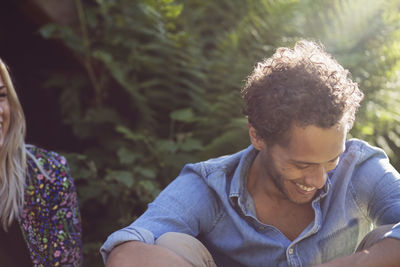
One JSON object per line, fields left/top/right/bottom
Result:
{"left": 74, "top": 0, "right": 102, "bottom": 106}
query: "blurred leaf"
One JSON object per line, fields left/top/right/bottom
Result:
{"left": 180, "top": 138, "right": 202, "bottom": 152}
{"left": 107, "top": 170, "right": 135, "bottom": 188}
{"left": 135, "top": 166, "right": 157, "bottom": 179}
{"left": 170, "top": 108, "right": 196, "bottom": 122}
{"left": 116, "top": 126, "right": 147, "bottom": 142}
{"left": 39, "top": 24, "right": 58, "bottom": 38}
{"left": 117, "top": 147, "right": 140, "bottom": 165}
{"left": 156, "top": 140, "right": 179, "bottom": 153}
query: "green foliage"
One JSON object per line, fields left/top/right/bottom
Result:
{"left": 39, "top": 0, "right": 400, "bottom": 265}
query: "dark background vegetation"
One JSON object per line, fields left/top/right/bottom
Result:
{"left": 2, "top": 0, "right": 400, "bottom": 266}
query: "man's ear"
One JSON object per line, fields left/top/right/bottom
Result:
{"left": 248, "top": 124, "right": 266, "bottom": 150}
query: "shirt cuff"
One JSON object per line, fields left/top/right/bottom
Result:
{"left": 384, "top": 222, "right": 400, "bottom": 240}
{"left": 100, "top": 226, "right": 155, "bottom": 263}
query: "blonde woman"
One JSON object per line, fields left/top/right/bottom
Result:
{"left": 0, "top": 59, "right": 82, "bottom": 266}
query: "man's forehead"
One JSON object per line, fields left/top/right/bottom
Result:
{"left": 275, "top": 122, "right": 347, "bottom": 163}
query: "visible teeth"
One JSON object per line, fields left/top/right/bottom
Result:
{"left": 296, "top": 183, "right": 315, "bottom": 192}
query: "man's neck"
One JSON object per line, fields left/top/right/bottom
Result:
{"left": 246, "top": 154, "right": 315, "bottom": 241}
{"left": 247, "top": 153, "right": 288, "bottom": 204}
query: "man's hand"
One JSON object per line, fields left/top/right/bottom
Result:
{"left": 314, "top": 238, "right": 400, "bottom": 267}
{"left": 105, "top": 241, "right": 194, "bottom": 267}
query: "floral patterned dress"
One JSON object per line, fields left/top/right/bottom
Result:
{"left": 20, "top": 145, "right": 82, "bottom": 266}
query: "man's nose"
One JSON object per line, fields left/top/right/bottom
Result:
{"left": 305, "top": 165, "right": 327, "bottom": 189}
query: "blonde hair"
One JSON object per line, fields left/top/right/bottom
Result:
{"left": 0, "top": 59, "right": 27, "bottom": 231}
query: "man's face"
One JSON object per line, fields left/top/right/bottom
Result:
{"left": 252, "top": 121, "right": 347, "bottom": 204}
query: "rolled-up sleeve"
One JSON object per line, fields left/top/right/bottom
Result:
{"left": 100, "top": 226, "right": 155, "bottom": 262}
{"left": 100, "top": 163, "right": 223, "bottom": 263}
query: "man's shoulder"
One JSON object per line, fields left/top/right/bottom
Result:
{"left": 344, "top": 138, "right": 388, "bottom": 164}
{"left": 189, "top": 145, "right": 254, "bottom": 177}
{"left": 342, "top": 138, "right": 398, "bottom": 180}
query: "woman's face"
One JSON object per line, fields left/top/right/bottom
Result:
{"left": 0, "top": 75, "right": 10, "bottom": 148}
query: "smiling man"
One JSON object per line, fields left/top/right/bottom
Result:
{"left": 101, "top": 40, "right": 400, "bottom": 266}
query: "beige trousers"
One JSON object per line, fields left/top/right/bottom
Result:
{"left": 155, "top": 232, "right": 217, "bottom": 267}
{"left": 155, "top": 224, "right": 396, "bottom": 267}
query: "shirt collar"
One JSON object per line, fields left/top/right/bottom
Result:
{"left": 228, "top": 145, "right": 333, "bottom": 206}
{"left": 228, "top": 145, "right": 258, "bottom": 206}
{"left": 320, "top": 171, "right": 333, "bottom": 197}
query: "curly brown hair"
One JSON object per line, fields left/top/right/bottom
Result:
{"left": 242, "top": 39, "right": 364, "bottom": 145}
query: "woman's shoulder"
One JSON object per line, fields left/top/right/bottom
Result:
{"left": 26, "top": 145, "right": 69, "bottom": 168}
{"left": 25, "top": 144, "right": 73, "bottom": 191}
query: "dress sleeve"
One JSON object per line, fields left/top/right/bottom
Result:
{"left": 47, "top": 151, "right": 83, "bottom": 266}
{"left": 25, "top": 146, "right": 83, "bottom": 266}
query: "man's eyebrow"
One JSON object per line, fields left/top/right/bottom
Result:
{"left": 289, "top": 151, "right": 344, "bottom": 165}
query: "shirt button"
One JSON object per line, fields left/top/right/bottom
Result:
{"left": 288, "top": 248, "right": 294, "bottom": 254}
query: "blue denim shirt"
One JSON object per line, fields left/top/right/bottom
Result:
{"left": 101, "top": 139, "right": 400, "bottom": 266}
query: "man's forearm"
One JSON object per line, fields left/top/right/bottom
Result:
{"left": 315, "top": 238, "right": 400, "bottom": 267}
{"left": 105, "top": 241, "right": 193, "bottom": 267}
